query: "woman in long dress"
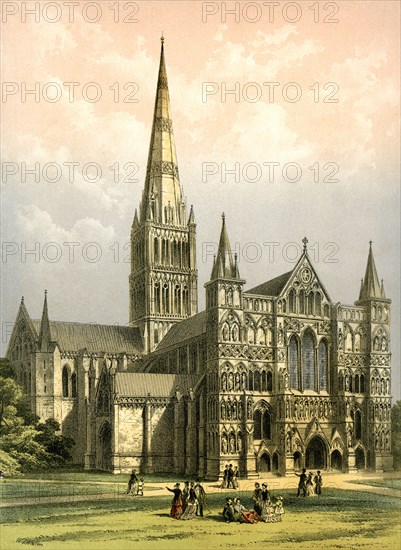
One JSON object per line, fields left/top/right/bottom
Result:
{"left": 274, "top": 496, "right": 285, "bottom": 521}
{"left": 260, "top": 484, "right": 272, "bottom": 522}
{"left": 233, "top": 498, "right": 260, "bottom": 524}
{"left": 180, "top": 483, "right": 198, "bottom": 520}
{"left": 166, "top": 483, "right": 183, "bottom": 519}
{"left": 306, "top": 473, "right": 317, "bottom": 497}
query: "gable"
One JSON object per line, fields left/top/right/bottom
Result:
{"left": 6, "top": 302, "right": 39, "bottom": 359}
{"left": 280, "top": 252, "right": 332, "bottom": 304}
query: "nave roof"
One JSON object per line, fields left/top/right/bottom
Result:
{"left": 31, "top": 319, "right": 143, "bottom": 355}
{"left": 115, "top": 372, "right": 199, "bottom": 397}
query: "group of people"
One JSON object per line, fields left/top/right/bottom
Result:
{"left": 220, "top": 464, "right": 239, "bottom": 489}
{"left": 222, "top": 483, "right": 285, "bottom": 524}
{"left": 125, "top": 470, "right": 144, "bottom": 496}
{"left": 166, "top": 479, "right": 207, "bottom": 520}
{"left": 295, "top": 469, "right": 323, "bottom": 497}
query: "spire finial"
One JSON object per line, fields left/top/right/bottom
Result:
{"left": 44, "top": 289, "right": 47, "bottom": 296}
{"left": 302, "top": 236, "right": 308, "bottom": 252}
{"left": 369, "top": 240, "right": 373, "bottom": 248}
{"left": 161, "top": 32, "right": 164, "bottom": 44}
{"left": 222, "top": 212, "right": 225, "bottom": 221}
{"left": 21, "top": 296, "right": 24, "bottom": 305}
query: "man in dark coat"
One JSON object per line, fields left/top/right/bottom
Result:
{"left": 221, "top": 465, "right": 229, "bottom": 488}
{"left": 222, "top": 497, "right": 235, "bottom": 522}
{"left": 126, "top": 469, "right": 138, "bottom": 495}
{"left": 296, "top": 468, "right": 307, "bottom": 497}
{"left": 314, "top": 471, "right": 323, "bottom": 496}
{"left": 227, "top": 464, "right": 235, "bottom": 489}
{"left": 252, "top": 482, "right": 263, "bottom": 516}
{"left": 195, "top": 479, "right": 206, "bottom": 517}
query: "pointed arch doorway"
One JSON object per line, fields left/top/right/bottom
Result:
{"left": 99, "top": 422, "right": 112, "bottom": 471}
{"left": 305, "top": 436, "right": 326, "bottom": 469}
{"left": 259, "top": 452, "right": 271, "bottom": 472}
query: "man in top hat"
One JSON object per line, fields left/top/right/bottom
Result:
{"left": 295, "top": 468, "right": 307, "bottom": 497}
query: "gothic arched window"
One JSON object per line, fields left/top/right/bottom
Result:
{"left": 71, "top": 372, "right": 77, "bottom": 398}
{"left": 355, "top": 409, "right": 362, "bottom": 440}
{"left": 302, "top": 330, "right": 315, "bottom": 390}
{"left": 307, "top": 293, "right": 314, "bottom": 315}
{"left": 315, "top": 292, "right": 322, "bottom": 316}
{"left": 62, "top": 366, "right": 69, "bottom": 398}
{"left": 266, "top": 371, "right": 273, "bottom": 392}
{"left": 253, "top": 408, "right": 271, "bottom": 440}
{"left": 154, "top": 237, "right": 159, "bottom": 264}
{"left": 263, "top": 410, "right": 271, "bottom": 439}
{"left": 299, "top": 289, "right": 305, "bottom": 314}
{"left": 253, "top": 409, "right": 262, "bottom": 439}
{"left": 289, "top": 336, "right": 299, "bottom": 390}
{"left": 318, "top": 339, "right": 328, "bottom": 391}
{"left": 289, "top": 289, "right": 296, "bottom": 313}
{"left": 360, "top": 373, "right": 365, "bottom": 393}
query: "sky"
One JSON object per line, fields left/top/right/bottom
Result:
{"left": 1, "top": 0, "right": 400, "bottom": 398}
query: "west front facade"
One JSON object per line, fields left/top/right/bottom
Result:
{"left": 6, "top": 39, "right": 393, "bottom": 478}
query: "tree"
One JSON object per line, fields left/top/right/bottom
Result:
{"left": 0, "top": 358, "right": 75, "bottom": 474}
{"left": 36, "top": 419, "right": 75, "bottom": 462}
{"left": 391, "top": 400, "right": 401, "bottom": 469}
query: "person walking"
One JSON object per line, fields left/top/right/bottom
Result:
{"left": 194, "top": 479, "right": 206, "bottom": 517}
{"left": 126, "top": 470, "right": 138, "bottom": 495}
{"left": 295, "top": 468, "right": 307, "bottom": 497}
{"left": 221, "top": 465, "right": 229, "bottom": 489}
{"left": 314, "top": 471, "right": 323, "bottom": 496}
{"left": 166, "top": 483, "right": 183, "bottom": 519}
{"left": 227, "top": 464, "right": 235, "bottom": 489}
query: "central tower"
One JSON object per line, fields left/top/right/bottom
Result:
{"left": 129, "top": 37, "right": 198, "bottom": 352}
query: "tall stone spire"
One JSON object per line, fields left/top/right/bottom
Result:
{"left": 358, "top": 241, "right": 382, "bottom": 301}
{"left": 211, "top": 214, "right": 240, "bottom": 280}
{"left": 39, "top": 290, "right": 52, "bottom": 351}
{"left": 129, "top": 37, "right": 197, "bottom": 352}
{"left": 139, "top": 36, "right": 185, "bottom": 226}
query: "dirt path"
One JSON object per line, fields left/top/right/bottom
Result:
{"left": 1, "top": 472, "right": 400, "bottom": 508}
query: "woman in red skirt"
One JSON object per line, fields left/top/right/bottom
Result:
{"left": 166, "top": 483, "right": 183, "bottom": 519}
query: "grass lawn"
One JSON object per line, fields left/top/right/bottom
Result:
{"left": 349, "top": 478, "right": 401, "bottom": 490}
{"left": 14, "top": 469, "right": 178, "bottom": 484}
{"left": 0, "top": 481, "right": 161, "bottom": 500}
{"left": 1, "top": 489, "right": 400, "bottom": 549}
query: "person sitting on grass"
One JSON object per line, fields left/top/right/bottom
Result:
{"left": 233, "top": 498, "right": 260, "bottom": 524}
{"left": 222, "top": 497, "right": 235, "bottom": 522}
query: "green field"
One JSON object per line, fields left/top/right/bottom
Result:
{"left": 349, "top": 478, "right": 401, "bottom": 490}
{"left": 12, "top": 469, "right": 178, "bottom": 484}
{"left": 0, "top": 481, "right": 161, "bottom": 502}
{"left": 2, "top": 489, "right": 400, "bottom": 550}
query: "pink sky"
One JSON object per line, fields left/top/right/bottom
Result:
{"left": 1, "top": 1, "right": 400, "bottom": 396}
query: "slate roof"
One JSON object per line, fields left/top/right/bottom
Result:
{"left": 152, "top": 310, "right": 207, "bottom": 353}
{"left": 245, "top": 270, "right": 293, "bottom": 297}
{"left": 115, "top": 373, "right": 199, "bottom": 397}
{"left": 31, "top": 320, "right": 143, "bottom": 354}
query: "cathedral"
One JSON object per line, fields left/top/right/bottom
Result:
{"left": 7, "top": 39, "right": 393, "bottom": 478}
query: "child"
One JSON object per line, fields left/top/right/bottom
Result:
{"left": 137, "top": 478, "right": 144, "bottom": 496}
